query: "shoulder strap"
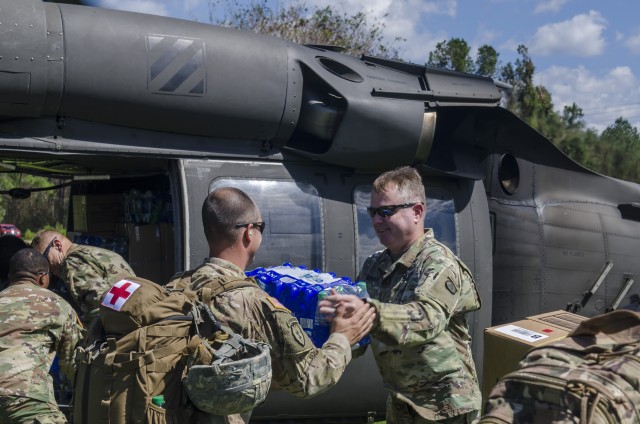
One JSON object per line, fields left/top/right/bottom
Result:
{"left": 166, "top": 270, "right": 196, "bottom": 291}
{"left": 198, "top": 276, "right": 258, "bottom": 305}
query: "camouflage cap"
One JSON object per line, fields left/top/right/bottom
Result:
{"left": 184, "top": 334, "right": 272, "bottom": 415}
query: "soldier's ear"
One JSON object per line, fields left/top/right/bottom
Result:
{"left": 240, "top": 227, "right": 252, "bottom": 245}
{"left": 36, "top": 273, "right": 49, "bottom": 288}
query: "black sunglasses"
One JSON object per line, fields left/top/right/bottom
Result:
{"left": 42, "top": 237, "right": 57, "bottom": 258}
{"left": 367, "top": 203, "right": 422, "bottom": 218}
{"left": 235, "top": 222, "right": 266, "bottom": 233}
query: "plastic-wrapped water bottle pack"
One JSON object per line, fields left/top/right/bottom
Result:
{"left": 247, "top": 263, "right": 370, "bottom": 348}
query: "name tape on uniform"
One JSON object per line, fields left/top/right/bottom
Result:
{"left": 102, "top": 279, "right": 141, "bottom": 311}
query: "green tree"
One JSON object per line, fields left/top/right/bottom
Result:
{"left": 600, "top": 117, "right": 640, "bottom": 151}
{"left": 427, "top": 38, "right": 499, "bottom": 76}
{"left": 209, "top": 0, "right": 404, "bottom": 57}
{"left": 499, "top": 45, "right": 563, "bottom": 138}
{"left": 425, "top": 39, "right": 640, "bottom": 182}
{"left": 427, "top": 38, "right": 473, "bottom": 73}
{"left": 475, "top": 45, "right": 499, "bottom": 77}
{"left": 588, "top": 117, "right": 640, "bottom": 182}
{"left": 0, "top": 172, "right": 69, "bottom": 235}
{"left": 561, "top": 103, "right": 585, "bottom": 130}
{"left": 500, "top": 45, "right": 535, "bottom": 117}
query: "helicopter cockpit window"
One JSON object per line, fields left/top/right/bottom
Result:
{"left": 354, "top": 185, "right": 458, "bottom": 271}
{"left": 209, "top": 179, "right": 323, "bottom": 270}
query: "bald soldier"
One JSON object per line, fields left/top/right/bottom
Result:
{"left": 32, "top": 231, "right": 134, "bottom": 324}
{"left": 169, "top": 187, "right": 376, "bottom": 423}
{"left": 0, "top": 248, "right": 85, "bottom": 423}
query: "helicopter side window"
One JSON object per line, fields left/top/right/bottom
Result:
{"left": 353, "top": 185, "right": 458, "bottom": 271}
{"left": 209, "top": 179, "right": 324, "bottom": 270}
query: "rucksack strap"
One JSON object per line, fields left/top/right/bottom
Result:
{"left": 529, "top": 310, "right": 640, "bottom": 357}
{"left": 198, "top": 276, "right": 259, "bottom": 304}
{"left": 188, "top": 275, "right": 257, "bottom": 340}
{"left": 166, "top": 270, "right": 195, "bottom": 291}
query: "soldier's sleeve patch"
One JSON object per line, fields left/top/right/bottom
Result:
{"left": 101, "top": 279, "right": 141, "bottom": 311}
{"left": 445, "top": 279, "right": 457, "bottom": 295}
{"left": 289, "top": 318, "right": 306, "bottom": 346}
{"left": 266, "top": 296, "right": 290, "bottom": 312}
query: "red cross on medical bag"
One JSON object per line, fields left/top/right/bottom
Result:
{"left": 99, "top": 274, "right": 193, "bottom": 337}
{"left": 102, "top": 279, "right": 141, "bottom": 311}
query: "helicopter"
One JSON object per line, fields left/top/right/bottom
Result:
{"left": 1, "top": 0, "right": 639, "bottom": 421}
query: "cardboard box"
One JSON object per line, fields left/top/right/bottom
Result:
{"left": 482, "top": 310, "right": 586, "bottom": 402}
{"left": 159, "top": 223, "right": 175, "bottom": 283}
{"left": 73, "top": 194, "right": 123, "bottom": 236}
{"left": 120, "top": 223, "right": 163, "bottom": 283}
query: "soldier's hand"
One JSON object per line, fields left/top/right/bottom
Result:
{"left": 330, "top": 300, "right": 375, "bottom": 345}
{"left": 318, "top": 293, "right": 364, "bottom": 320}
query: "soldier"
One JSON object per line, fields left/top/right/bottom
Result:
{"left": 169, "top": 187, "right": 376, "bottom": 424}
{"left": 320, "top": 166, "right": 482, "bottom": 423}
{"left": 31, "top": 230, "right": 134, "bottom": 324}
{"left": 0, "top": 248, "right": 85, "bottom": 424}
{"left": 0, "top": 235, "right": 28, "bottom": 290}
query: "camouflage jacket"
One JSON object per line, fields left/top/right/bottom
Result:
{"left": 358, "top": 229, "right": 482, "bottom": 420}
{"left": 174, "top": 258, "right": 352, "bottom": 404}
{"left": 0, "top": 281, "right": 85, "bottom": 403}
{"left": 63, "top": 243, "right": 135, "bottom": 323}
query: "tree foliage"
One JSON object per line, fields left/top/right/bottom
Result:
{"left": 496, "top": 44, "right": 640, "bottom": 182}
{"left": 427, "top": 38, "right": 499, "bottom": 77}
{"left": 0, "top": 173, "right": 69, "bottom": 236}
{"left": 562, "top": 103, "right": 585, "bottom": 130}
{"left": 601, "top": 117, "right": 640, "bottom": 150}
{"left": 475, "top": 45, "right": 499, "bottom": 77}
{"left": 208, "top": 0, "right": 404, "bottom": 57}
{"left": 428, "top": 38, "right": 640, "bottom": 182}
{"left": 428, "top": 38, "right": 473, "bottom": 73}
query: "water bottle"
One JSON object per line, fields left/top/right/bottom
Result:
{"left": 245, "top": 267, "right": 264, "bottom": 278}
{"left": 353, "top": 281, "right": 372, "bottom": 349}
{"left": 299, "top": 284, "right": 324, "bottom": 339}
{"left": 329, "top": 280, "right": 371, "bottom": 349}
{"left": 355, "top": 281, "right": 369, "bottom": 299}
{"left": 275, "top": 275, "right": 298, "bottom": 308}
{"left": 332, "top": 278, "right": 356, "bottom": 295}
{"left": 283, "top": 279, "right": 308, "bottom": 323}
{"left": 312, "top": 289, "right": 331, "bottom": 347}
{"left": 151, "top": 394, "right": 165, "bottom": 408}
{"left": 50, "top": 355, "right": 62, "bottom": 402}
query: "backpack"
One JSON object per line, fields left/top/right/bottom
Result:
{"left": 73, "top": 274, "right": 271, "bottom": 424}
{"left": 72, "top": 276, "right": 206, "bottom": 424}
{"left": 480, "top": 310, "right": 640, "bottom": 424}
{"left": 167, "top": 271, "right": 273, "bottom": 416}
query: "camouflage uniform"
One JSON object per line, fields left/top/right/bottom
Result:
{"left": 0, "top": 281, "right": 85, "bottom": 423}
{"left": 171, "top": 257, "right": 353, "bottom": 424}
{"left": 62, "top": 243, "right": 134, "bottom": 323}
{"left": 358, "top": 229, "right": 482, "bottom": 423}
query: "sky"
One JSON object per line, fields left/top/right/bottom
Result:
{"left": 83, "top": 0, "right": 640, "bottom": 133}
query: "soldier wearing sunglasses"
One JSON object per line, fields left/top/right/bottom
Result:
{"left": 168, "top": 187, "right": 376, "bottom": 424}
{"left": 321, "top": 166, "right": 482, "bottom": 424}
